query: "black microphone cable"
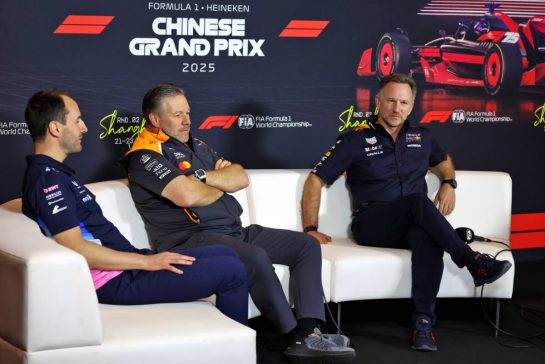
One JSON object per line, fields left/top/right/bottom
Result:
{"left": 477, "top": 248, "right": 545, "bottom": 349}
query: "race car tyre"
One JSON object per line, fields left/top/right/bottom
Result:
{"left": 482, "top": 42, "right": 522, "bottom": 96}
{"left": 375, "top": 31, "right": 411, "bottom": 79}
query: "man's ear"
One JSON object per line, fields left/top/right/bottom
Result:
{"left": 48, "top": 120, "right": 61, "bottom": 137}
{"left": 147, "top": 112, "right": 160, "bottom": 128}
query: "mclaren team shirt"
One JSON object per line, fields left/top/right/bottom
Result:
{"left": 122, "top": 129, "right": 243, "bottom": 252}
{"left": 312, "top": 117, "right": 447, "bottom": 207}
{"left": 22, "top": 155, "right": 138, "bottom": 289}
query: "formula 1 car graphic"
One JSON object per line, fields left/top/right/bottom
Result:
{"left": 357, "top": 3, "right": 545, "bottom": 95}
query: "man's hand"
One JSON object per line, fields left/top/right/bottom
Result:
{"left": 307, "top": 230, "right": 332, "bottom": 245}
{"left": 434, "top": 183, "right": 456, "bottom": 216}
{"left": 215, "top": 158, "right": 232, "bottom": 170}
{"left": 143, "top": 252, "right": 196, "bottom": 274}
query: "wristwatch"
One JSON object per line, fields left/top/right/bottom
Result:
{"left": 303, "top": 225, "right": 318, "bottom": 233}
{"left": 194, "top": 169, "right": 207, "bottom": 183}
{"left": 441, "top": 179, "right": 457, "bottom": 189}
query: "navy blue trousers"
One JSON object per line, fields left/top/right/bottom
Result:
{"left": 351, "top": 193, "right": 474, "bottom": 323}
{"left": 180, "top": 225, "right": 325, "bottom": 334}
{"left": 96, "top": 245, "right": 249, "bottom": 325}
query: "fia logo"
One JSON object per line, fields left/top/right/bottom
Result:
{"left": 238, "top": 115, "right": 255, "bottom": 129}
{"left": 452, "top": 110, "right": 466, "bottom": 123}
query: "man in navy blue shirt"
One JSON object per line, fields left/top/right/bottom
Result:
{"left": 22, "top": 90, "right": 249, "bottom": 325}
{"left": 301, "top": 73, "right": 512, "bottom": 352}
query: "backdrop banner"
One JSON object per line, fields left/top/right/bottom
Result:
{"left": 1, "top": 0, "right": 544, "bottom": 248}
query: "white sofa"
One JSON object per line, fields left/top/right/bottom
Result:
{"left": 246, "top": 170, "right": 514, "bottom": 329}
{"left": 0, "top": 169, "right": 514, "bottom": 363}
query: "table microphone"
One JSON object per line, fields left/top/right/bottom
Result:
{"left": 455, "top": 227, "right": 492, "bottom": 243}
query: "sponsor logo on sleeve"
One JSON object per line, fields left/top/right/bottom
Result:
{"left": 46, "top": 191, "right": 63, "bottom": 200}
{"left": 52, "top": 205, "right": 67, "bottom": 215}
{"left": 48, "top": 198, "right": 65, "bottom": 205}
{"left": 144, "top": 159, "right": 158, "bottom": 171}
{"left": 140, "top": 154, "right": 152, "bottom": 164}
{"left": 43, "top": 185, "right": 59, "bottom": 193}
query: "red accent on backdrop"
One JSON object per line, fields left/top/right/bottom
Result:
{"left": 54, "top": 15, "right": 115, "bottom": 34}
{"left": 279, "top": 20, "right": 330, "bottom": 38}
{"left": 511, "top": 213, "right": 545, "bottom": 249}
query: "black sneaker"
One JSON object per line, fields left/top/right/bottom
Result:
{"left": 284, "top": 328, "right": 356, "bottom": 364}
{"left": 411, "top": 319, "right": 437, "bottom": 352}
{"left": 469, "top": 253, "right": 513, "bottom": 287}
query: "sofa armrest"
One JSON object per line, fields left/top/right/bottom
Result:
{"left": 0, "top": 200, "right": 102, "bottom": 352}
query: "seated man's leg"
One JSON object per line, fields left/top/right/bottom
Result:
{"left": 96, "top": 245, "right": 249, "bottom": 325}
{"left": 353, "top": 193, "right": 511, "bottom": 287}
{"left": 242, "top": 225, "right": 325, "bottom": 325}
{"left": 396, "top": 193, "right": 512, "bottom": 285}
{"left": 407, "top": 226, "right": 442, "bottom": 352}
{"left": 240, "top": 226, "right": 356, "bottom": 362}
{"left": 406, "top": 226, "right": 444, "bottom": 323}
{"left": 182, "top": 231, "right": 297, "bottom": 333}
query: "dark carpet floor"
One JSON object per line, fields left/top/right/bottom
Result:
{"left": 250, "top": 250, "right": 545, "bottom": 364}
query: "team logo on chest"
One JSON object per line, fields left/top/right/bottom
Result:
{"left": 406, "top": 133, "right": 422, "bottom": 148}
{"left": 365, "top": 136, "right": 377, "bottom": 145}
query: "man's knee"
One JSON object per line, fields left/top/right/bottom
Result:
{"left": 407, "top": 227, "right": 444, "bottom": 258}
{"left": 207, "top": 244, "right": 240, "bottom": 258}
{"left": 240, "top": 245, "right": 275, "bottom": 274}
{"left": 226, "top": 256, "right": 248, "bottom": 286}
{"left": 301, "top": 234, "right": 322, "bottom": 259}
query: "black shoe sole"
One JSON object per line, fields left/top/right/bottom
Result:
{"left": 411, "top": 344, "right": 438, "bottom": 352}
{"left": 284, "top": 349, "right": 356, "bottom": 364}
{"left": 284, "top": 354, "right": 356, "bottom": 364}
{"left": 474, "top": 261, "right": 513, "bottom": 287}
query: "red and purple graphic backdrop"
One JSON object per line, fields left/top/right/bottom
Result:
{"left": 1, "top": 0, "right": 544, "bottom": 248}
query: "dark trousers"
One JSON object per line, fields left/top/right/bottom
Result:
{"left": 180, "top": 225, "right": 325, "bottom": 333}
{"left": 351, "top": 193, "right": 474, "bottom": 322}
{"left": 96, "top": 245, "right": 249, "bottom": 325}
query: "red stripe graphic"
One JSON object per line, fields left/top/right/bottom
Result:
{"left": 54, "top": 15, "right": 115, "bottom": 34}
{"left": 510, "top": 212, "right": 545, "bottom": 249}
{"left": 511, "top": 231, "right": 545, "bottom": 249}
{"left": 511, "top": 212, "right": 545, "bottom": 232}
{"left": 279, "top": 20, "right": 330, "bottom": 38}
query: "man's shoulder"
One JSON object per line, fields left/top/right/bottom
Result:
{"left": 126, "top": 148, "right": 169, "bottom": 170}
{"left": 25, "top": 163, "right": 73, "bottom": 190}
{"left": 406, "top": 121, "right": 432, "bottom": 133}
{"left": 339, "top": 126, "right": 375, "bottom": 143}
{"left": 193, "top": 137, "right": 215, "bottom": 152}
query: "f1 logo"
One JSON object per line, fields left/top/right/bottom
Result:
{"left": 198, "top": 116, "right": 238, "bottom": 130}
{"left": 419, "top": 111, "right": 452, "bottom": 124}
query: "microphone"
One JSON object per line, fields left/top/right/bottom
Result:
{"left": 455, "top": 227, "right": 492, "bottom": 243}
